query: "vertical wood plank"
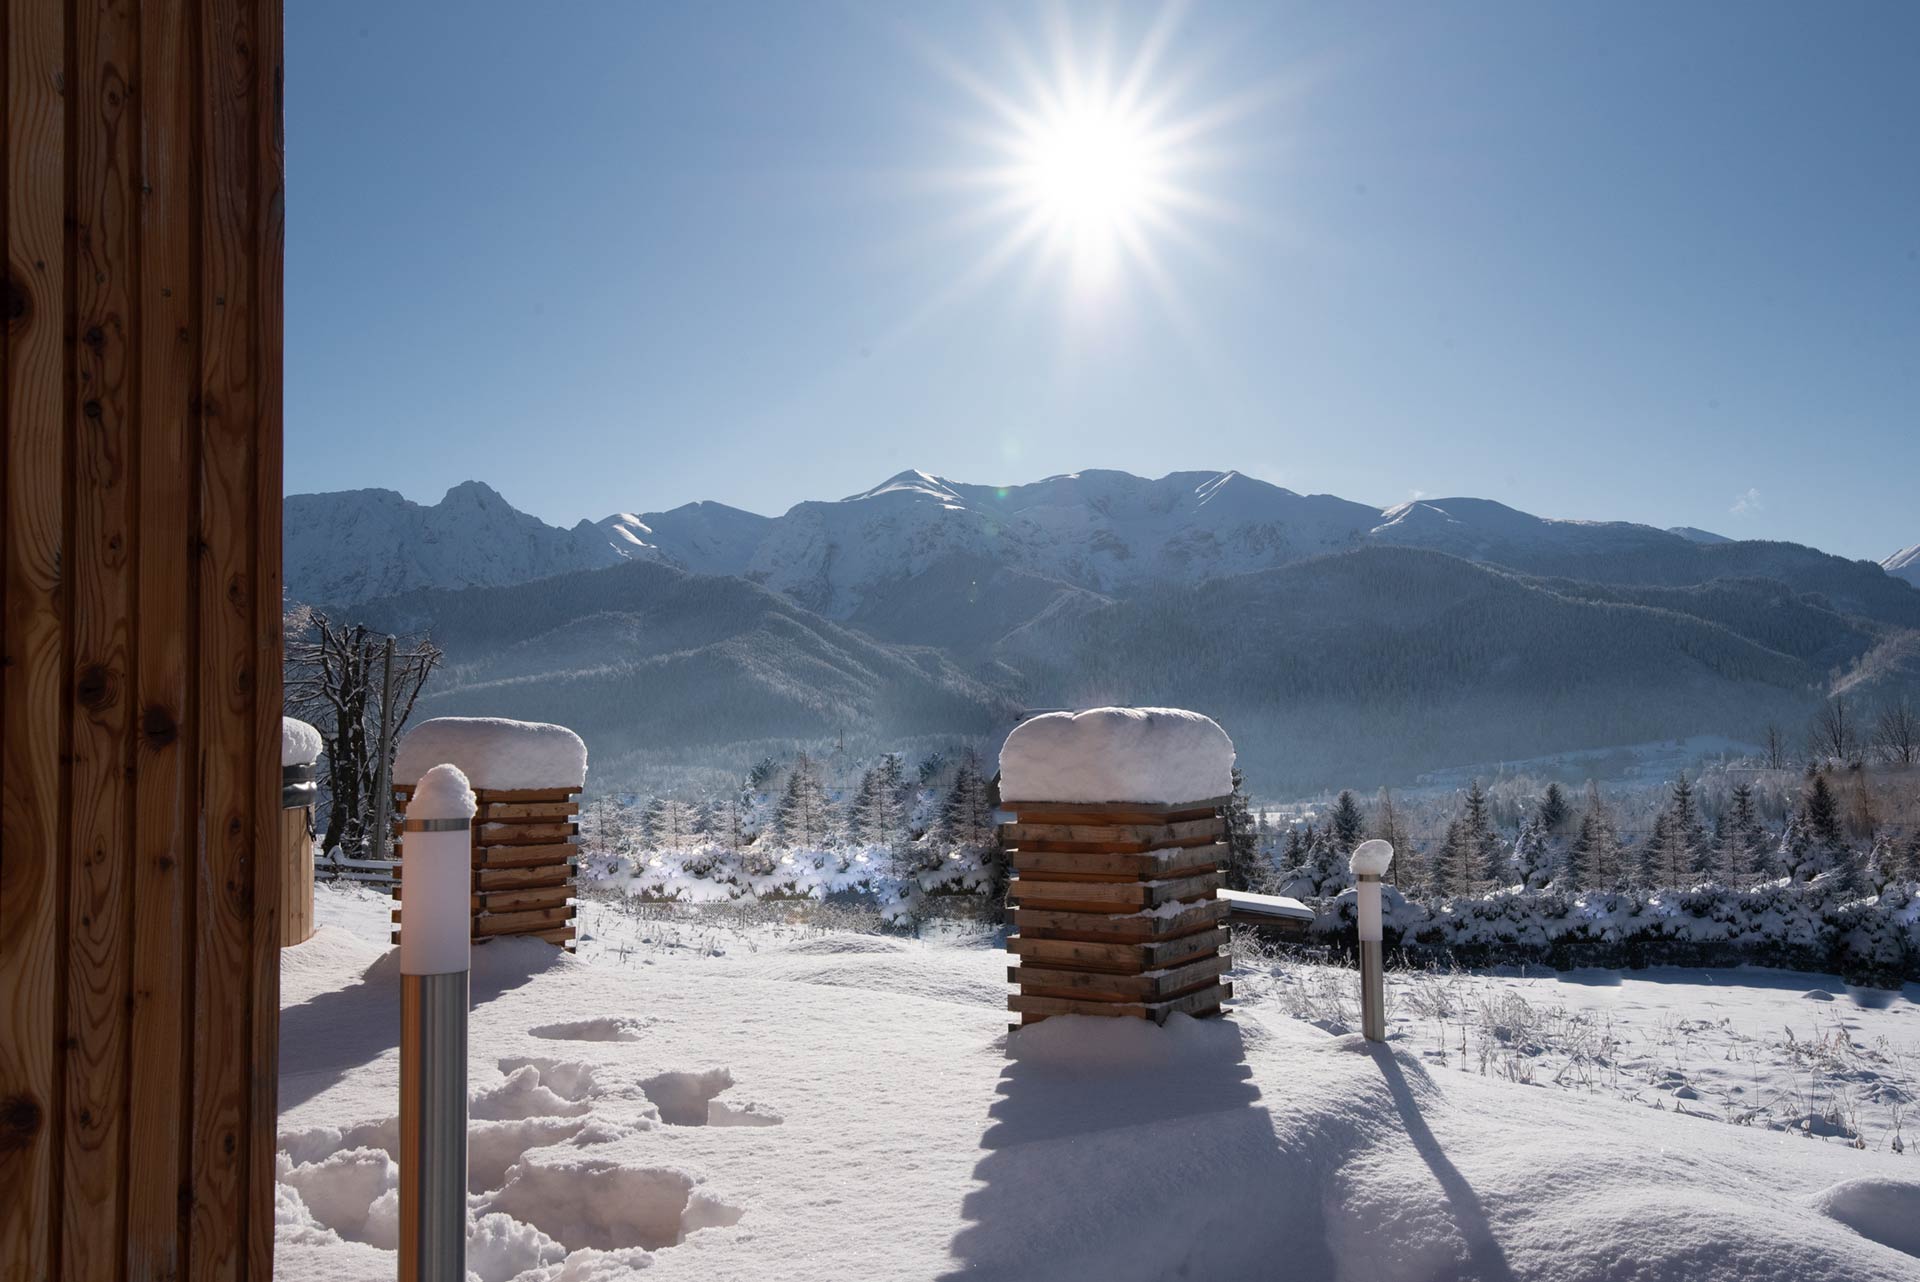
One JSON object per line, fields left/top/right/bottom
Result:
{"left": 246, "top": 1, "right": 285, "bottom": 1275}
{"left": 0, "top": 1, "right": 70, "bottom": 1278}
{"left": 190, "top": 0, "right": 262, "bottom": 1273}
{"left": 64, "top": 0, "right": 142, "bottom": 1273}
{"left": 126, "top": 0, "right": 199, "bottom": 1274}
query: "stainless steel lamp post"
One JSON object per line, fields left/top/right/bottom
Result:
{"left": 1350, "top": 838, "right": 1395, "bottom": 1043}
{"left": 399, "top": 764, "right": 475, "bottom": 1282}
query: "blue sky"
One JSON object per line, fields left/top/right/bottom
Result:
{"left": 286, "top": 1, "right": 1917, "bottom": 561}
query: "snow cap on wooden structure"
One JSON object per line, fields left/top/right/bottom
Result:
{"left": 1000, "top": 706, "right": 1234, "bottom": 804}
{"left": 393, "top": 716, "right": 588, "bottom": 792}
{"left": 281, "top": 715, "right": 323, "bottom": 767}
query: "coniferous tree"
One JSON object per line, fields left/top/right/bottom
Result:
{"left": 1371, "top": 787, "right": 1408, "bottom": 888}
{"left": 1302, "top": 828, "right": 1351, "bottom": 897}
{"left": 1438, "top": 819, "right": 1475, "bottom": 898}
{"left": 1776, "top": 813, "right": 1817, "bottom": 883}
{"left": 1513, "top": 820, "right": 1553, "bottom": 889}
{"left": 773, "top": 752, "right": 834, "bottom": 849}
{"left": 1666, "top": 774, "right": 1706, "bottom": 874}
{"left": 1222, "top": 769, "right": 1266, "bottom": 892}
{"left": 1566, "top": 784, "right": 1622, "bottom": 891}
{"left": 1460, "top": 780, "right": 1504, "bottom": 889}
{"left": 1330, "top": 789, "right": 1365, "bottom": 853}
{"left": 938, "top": 752, "right": 994, "bottom": 852}
{"left": 1537, "top": 783, "right": 1571, "bottom": 836}
{"left": 1711, "top": 783, "right": 1762, "bottom": 886}
{"left": 1280, "top": 823, "right": 1309, "bottom": 870}
{"left": 1804, "top": 773, "right": 1843, "bottom": 851}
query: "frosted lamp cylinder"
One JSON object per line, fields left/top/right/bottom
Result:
{"left": 1357, "top": 877, "right": 1383, "bottom": 943}
{"left": 401, "top": 764, "right": 477, "bottom": 976}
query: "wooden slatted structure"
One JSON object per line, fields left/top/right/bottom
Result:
{"left": 1004, "top": 798, "right": 1233, "bottom": 1027}
{"left": 1, "top": 0, "right": 285, "bottom": 1274}
{"left": 391, "top": 785, "right": 580, "bottom": 948}
{"left": 280, "top": 769, "right": 318, "bottom": 947}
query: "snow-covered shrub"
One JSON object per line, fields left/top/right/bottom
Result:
{"left": 1308, "top": 877, "right": 1920, "bottom": 984}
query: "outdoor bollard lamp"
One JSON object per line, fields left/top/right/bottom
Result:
{"left": 1350, "top": 839, "right": 1394, "bottom": 1043}
{"left": 400, "top": 764, "right": 476, "bottom": 1282}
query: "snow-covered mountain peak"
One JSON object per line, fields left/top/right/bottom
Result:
{"left": 441, "top": 479, "right": 517, "bottom": 510}
{"left": 1884, "top": 545, "right": 1920, "bottom": 588}
{"left": 284, "top": 483, "right": 624, "bottom": 605}
{"left": 842, "top": 469, "right": 965, "bottom": 505}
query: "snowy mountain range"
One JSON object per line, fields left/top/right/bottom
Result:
{"left": 1885, "top": 545, "right": 1920, "bottom": 590}
{"left": 286, "top": 468, "right": 1919, "bottom": 618}
{"left": 284, "top": 469, "right": 1920, "bottom": 791}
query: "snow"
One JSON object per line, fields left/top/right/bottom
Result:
{"left": 1884, "top": 544, "right": 1920, "bottom": 589}
{"left": 400, "top": 764, "right": 479, "bottom": 975}
{"left": 1219, "top": 888, "right": 1315, "bottom": 923}
{"left": 999, "top": 706, "right": 1234, "bottom": 804}
{"left": 393, "top": 717, "right": 588, "bottom": 792}
{"left": 409, "top": 762, "right": 477, "bottom": 820}
{"left": 282, "top": 716, "right": 323, "bottom": 768}
{"left": 1349, "top": 838, "right": 1394, "bottom": 877}
{"left": 1811, "top": 1177, "right": 1920, "bottom": 1256}
{"left": 278, "top": 885, "right": 1920, "bottom": 1281}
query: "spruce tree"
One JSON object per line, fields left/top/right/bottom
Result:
{"left": 1330, "top": 789, "right": 1365, "bottom": 852}
{"left": 1439, "top": 819, "right": 1474, "bottom": 898}
{"left": 1222, "top": 769, "right": 1266, "bottom": 892}
{"left": 1304, "top": 828, "right": 1351, "bottom": 897}
{"left": 939, "top": 753, "right": 994, "bottom": 852}
{"left": 1711, "top": 782, "right": 1762, "bottom": 886}
{"left": 1537, "top": 783, "right": 1571, "bottom": 835}
{"left": 774, "top": 752, "right": 833, "bottom": 849}
{"left": 1666, "top": 774, "right": 1706, "bottom": 876}
{"left": 1513, "top": 820, "right": 1553, "bottom": 889}
{"left": 1460, "top": 780, "right": 1505, "bottom": 889}
{"left": 1804, "top": 773, "right": 1842, "bottom": 851}
{"left": 1567, "top": 783, "right": 1622, "bottom": 891}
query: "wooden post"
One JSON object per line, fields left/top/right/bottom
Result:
{"left": 392, "top": 786, "right": 582, "bottom": 948}
{"left": 1003, "top": 798, "right": 1233, "bottom": 1028}
{"left": 1, "top": 0, "right": 285, "bottom": 1275}
{"left": 281, "top": 764, "right": 319, "bottom": 947}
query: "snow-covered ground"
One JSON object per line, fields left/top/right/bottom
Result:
{"left": 278, "top": 885, "right": 1920, "bottom": 1280}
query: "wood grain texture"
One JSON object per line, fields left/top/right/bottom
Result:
{"left": 63, "top": 0, "right": 141, "bottom": 1270}
{"left": 190, "top": 0, "right": 267, "bottom": 1271}
{"left": 3, "top": 0, "right": 281, "bottom": 1274}
{"left": 1, "top": 1, "right": 71, "bottom": 1277}
{"left": 245, "top": 3, "right": 284, "bottom": 1275}
{"left": 279, "top": 806, "right": 313, "bottom": 946}
{"left": 124, "top": 0, "right": 198, "bottom": 1271}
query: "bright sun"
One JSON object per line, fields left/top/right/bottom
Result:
{"left": 913, "top": 8, "right": 1257, "bottom": 309}
{"left": 1018, "top": 102, "right": 1162, "bottom": 256}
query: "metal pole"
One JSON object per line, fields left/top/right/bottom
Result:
{"left": 1360, "top": 927, "right": 1386, "bottom": 1043}
{"left": 1350, "top": 840, "right": 1395, "bottom": 1044}
{"left": 399, "top": 766, "right": 474, "bottom": 1282}
{"left": 400, "top": 970, "right": 467, "bottom": 1281}
{"left": 373, "top": 634, "right": 397, "bottom": 860}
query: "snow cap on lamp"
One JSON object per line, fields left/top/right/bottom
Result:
{"left": 1349, "top": 838, "right": 1394, "bottom": 878}
{"left": 400, "top": 763, "right": 477, "bottom": 976}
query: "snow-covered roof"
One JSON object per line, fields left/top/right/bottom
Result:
{"left": 1218, "top": 888, "right": 1314, "bottom": 922}
{"left": 393, "top": 716, "right": 587, "bottom": 792}
{"left": 281, "top": 716, "right": 323, "bottom": 768}
{"left": 999, "top": 706, "right": 1234, "bottom": 804}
